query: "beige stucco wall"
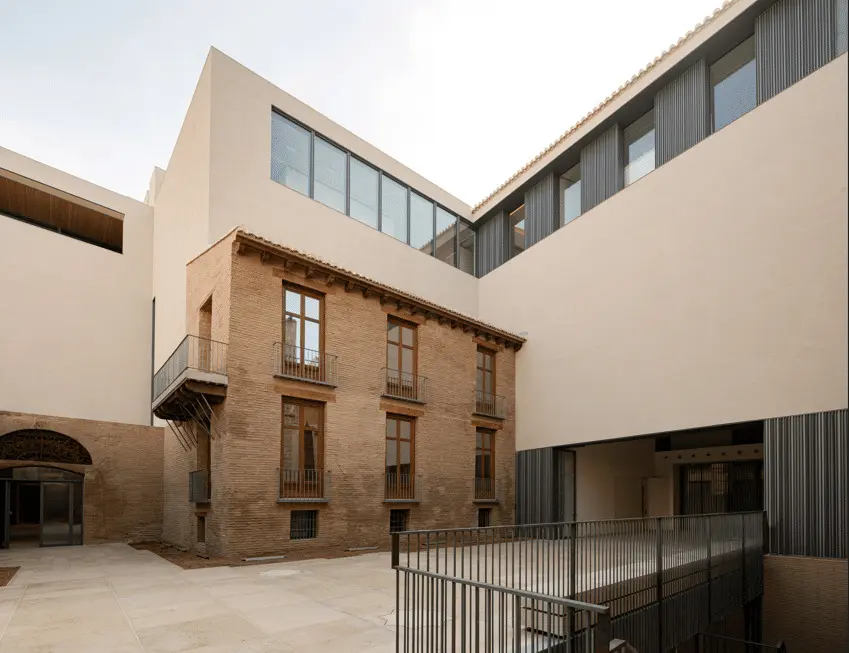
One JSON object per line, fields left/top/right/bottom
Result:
{"left": 479, "top": 55, "right": 849, "bottom": 450}
{"left": 203, "top": 49, "right": 479, "bottom": 317}
{"left": 0, "top": 147, "right": 154, "bottom": 426}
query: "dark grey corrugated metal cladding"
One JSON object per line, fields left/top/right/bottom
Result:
{"left": 580, "top": 125, "right": 624, "bottom": 213}
{"left": 524, "top": 173, "right": 559, "bottom": 248}
{"left": 516, "top": 447, "right": 554, "bottom": 524}
{"left": 756, "top": 0, "right": 835, "bottom": 103}
{"left": 474, "top": 210, "right": 508, "bottom": 277}
{"left": 655, "top": 60, "right": 710, "bottom": 166}
{"left": 764, "top": 408, "right": 847, "bottom": 558}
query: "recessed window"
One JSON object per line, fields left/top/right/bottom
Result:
{"left": 290, "top": 510, "right": 318, "bottom": 540}
{"left": 385, "top": 415, "right": 415, "bottom": 500}
{"left": 196, "top": 516, "right": 206, "bottom": 543}
{"left": 387, "top": 318, "right": 417, "bottom": 388}
{"left": 457, "top": 220, "right": 475, "bottom": 275}
{"left": 435, "top": 207, "right": 457, "bottom": 266}
{"left": 711, "top": 36, "right": 756, "bottom": 132}
{"left": 281, "top": 399, "right": 323, "bottom": 498}
{"left": 283, "top": 285, "right": 323, "bottom": 375}
{"left": 313, "top": 137, "right": 346, "bottom": 213}
{"left": 381, "top": 176, "right": 408, "bottom": 243}
{"left": 477, "top": 508, "right": 492, "bottom": 528}
{"left": 271, "top": 112, "right": 311, "bottom": 196}
{"left": 560, "top": 164, "right": 582, "bottom": 227}
{"left": 410, "top": 191, "right": 435, "bottom": 254}
{"left": 349, "top": 158, "right": 379, "bottom": 228}
{"left": 509, "top": 205, "right": 526, "bottom": 257}
{"left": 624, "top": 110, "right": 655, "bottom": 186}
{"left": 390, "top": 509, "right": 409, "bottom": 533}
{"left": 475, "top": 428, "right": 495, "bottom": 484}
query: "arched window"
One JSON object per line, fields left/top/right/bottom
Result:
{"left": 0, "top": 430, "right": 92, "bottom": 465}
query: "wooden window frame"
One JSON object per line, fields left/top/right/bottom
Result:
{"left": 476, "top": 346, "right": 496, "bottom": 395}
{"left": 387, "top": 317, "right": 418, "bottom": 397}
{"left": 281, "top": 397, "right": 325, "bottom": 497}
{"left": 282, "top": 283, "right": 325, "bottom": 378}
{"left": 475, "top": 428, "right": 495, "bottom": 481}
{"left": 385, "top": 414, "right": 415, "bottom": 498}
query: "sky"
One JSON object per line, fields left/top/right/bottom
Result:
{"left": 0, "top": 0, "right": 722, "bottom": 205}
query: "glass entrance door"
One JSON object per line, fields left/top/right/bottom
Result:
{"left": 40, "top": 482, "right": 72, "bottom": 547}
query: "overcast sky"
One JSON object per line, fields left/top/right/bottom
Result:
{"left": 0, "top": 0, "right": 721, "bottom": 205}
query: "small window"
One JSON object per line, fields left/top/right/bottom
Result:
{"left": 313, "top": 137, "right": 346, "bottom": 213}
{"left": 410, "top": 192, "right": 435, "bottom": 254}
{"left": 390, "top": 509, "right": 409, "bottom": 533}
{"left": 509, "top": 205, "right": 526, "bottom": 257}
{"left": 624, "top": 110, "right": 655, "bottom": 186}
{"left": 457, "top": 220, "right": 475, "bottom": 275}
{"left": 560, "top": 164, "right": 582, "bottom": 227}
{"left": 477, "top": 508, "right": 492, "bottom": 528}
{"left": 385, "top": 415, "right": 415, "bottom": 499}
{"left": 711, "top": 37, "right": 756, "bottom": 132}
{"left": 349, "top": 158, "right": 379, "bottom": 228}
{"left": 381, "top": 175, "right": 408, "bottom": 243}
{"left": 281, "top": 398, "right": 323, "bottom": 494}
{"left": 476, "top": 346, "right": 495, "bottom": 397}
{"left": 283, "top": 285, "right": 323, "bottom": 370}
{"left": 196, "top": 515, "right": 206, "bottom": 543}
{"left": 290, "top": 510, "right": 318, "bottom": 540}
{"left": 435, "top": 207, "right": 457, "bottom": 266}
{"left": 271, "top": 112, "right": 311, "bottom": 196}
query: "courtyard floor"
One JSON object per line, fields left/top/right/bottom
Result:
{"left": 0, "top": 543, "right": 398, "bottom": 652}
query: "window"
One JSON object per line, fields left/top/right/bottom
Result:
{"left": 475, "top": 429, "right": 495, "bottom": 481}
{"left": 560, "top": 164, "right": 582, "bottom": 227}
{"left": 290, "top": 510, "right": 318, "bottom": 540}
{"left": 283, "top": 286, "right": 323, "bottom": 379}
{"left": 458, "top": 220, "right": 475, "bottom": 275}
{"left": 477, "top": 508, "right": 492, "bottom": 528}
{"left": 271, "top": 112, "right": 310, "bottom": 196}
{"left": 476, "top": 346, "right": 495, "bottom": 397}
{"left": 314, "top": 137, "right": 346, "bottom": 213}
{"left": 624, "top": 110, "right": 655, "bottom": 186}
{"left": 381, "top": 175, "right": 408, "bottom": 243}
{"left": 410, "top": 191, "right": 435, "bottom": 254}
{"left": 349, "top": 158, "right": 379, "bottom": 228}
{"left": 196, "top": 516, "right": 206, "bottom": 543}
{"left": 387, "top": 317, "right": 417, "bottom": 393}
{"left": 281, "top": 399, "right": 323, "bottom": 493}
{"left": 435, "top": 207, "right": 457, "bottom": 266}
{"left": 711, "top": 37, "right": 756, "bottom": 132}
{"left": 385, "top": 415, "right": 415, "bottom": 499}
{"left": 509, "top": 205, "right": 526, "bottom": 257}
{"left": 390, "top": 509, "right": 409, "bottom": 533}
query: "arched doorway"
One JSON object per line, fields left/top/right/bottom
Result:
{"left": 0, "top": 430, "right": 91, "bottom": 548}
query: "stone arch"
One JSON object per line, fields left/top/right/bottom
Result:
{"left": 0, "top": 430, "right": 93, "bottom": 465}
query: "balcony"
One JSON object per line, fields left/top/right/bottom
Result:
{"left": 473, "top": 390, "right": 506, "bottom": 419}
{"left": 384, "top": 472, "right": 422, "bottom": 503}
{"left": 278, "top": 469, "right": 331, "bottom": 503}
{"left": 382, "top": 369, "right": 427, "bottom": 403}
{"left": 273, "top": 343, "right": 338, "bottom": 387}
{"left": 474, "top": 477, "right": 500, "bottom": 503}
{"left": 152, "top": 335, "right": 228, "bottom": 420}
{"left": 189, "top": 469, "right": 210, "bottom": 503}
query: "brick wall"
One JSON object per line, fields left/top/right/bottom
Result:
{"left": 0, "top": 411, "right": 163, "bottom": 543}
{"left": 763, "top": 555, "right": 848, "bottom": 651}
{"left": 180, "top": 242, "right": 516, "bottom": 557}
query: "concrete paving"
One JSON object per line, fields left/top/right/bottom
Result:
{"left": 0, "top": 544, "right": 398, "bottom": 652}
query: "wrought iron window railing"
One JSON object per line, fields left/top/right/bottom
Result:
{"left": 273, "top": 343, "right": 338, "bottom": 386}
{"left": 153, "top": 335, "right": 227, "bottom": 401}
{"left": 474, "top": 390, "right": 506, "bottom": 419}
{"left": 382, "top": 368, "right": 427, "bottom": 403}
{"left": 278, "top": 469, "right": 331, "bottom": 502}
{"left": 384, "top": 472, "right": 421, "bottom": 502}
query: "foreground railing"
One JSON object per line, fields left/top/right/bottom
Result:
{"left": 474, "top": 390, "right": 507, "bottom": 419}
{"left": 383, "top": 368, "right": 427, "bottom": 403}
{"left": 391, "top": 513, "right": 764, "bottom": 653}
{"left": 273, "top": 343, "right": 338, "bottom": 386}
{"left": 278, "top": 469, "right": 331, "bottom": 501}
{"left": 189, "top": 469, "right": 210, "bottom": 503}
{"left": 153, "top": 335, "right": 227, "bottom": 401}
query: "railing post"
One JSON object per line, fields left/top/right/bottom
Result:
{"left": 513, "top": 594, "right": 522, "bottom": 650}
{"left": 741, "top": 512, "right": 747, "bottom": 603}
{"left": 391, "top": 532, "right": 400, "bottom": 568}
{"left": 707, "top": 515, "right": 712, "bottom": 625}
{"left": 656, "top": 517, "right": 663, "bottom": 652}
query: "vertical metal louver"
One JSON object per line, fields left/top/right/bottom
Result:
{"left": 655, "top": 60, "right": 710, "bottom": 166}
{"left": 580, "top": 125, "right": 624, "bottom": 214}
{"left": 523, "top": 173, "right": 559, "bottom": 248}
{"left": 516, "top": 447, "right": 555, "bottom": 525}
{"left": 764, "top": 408, "right": 847, "bottom": 558}
{"left": 756, "top": 0, "right": 835, "bottom": 103}
{"left": 475, "top": 210, "right": 509, "bottom": 277}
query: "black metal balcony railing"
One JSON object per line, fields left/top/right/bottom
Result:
{"left": 189, "top": 469, "right": 210, "bottom": 503}
{"left": 474, "top": 476, "right": 498, "bottom": 502}
{"left": 153, "top": 335, "right": 228, "bottom": 401}
{"left": 278, "top": 469, "right": 331, "bottom": 501}
{"left": 384, "top": 472, "right": 421, "bottom": 502}
{"left": 474, "top": 390, "right": 507, "bottom": 419}
{"left": 390, "top": 512, "right": 765, "bottom": 653}
{"left": 273, "top": 343, "right": 338, "bottom": 386}
{"left": 382, "top": 368, "right": 427, "bottom": 403}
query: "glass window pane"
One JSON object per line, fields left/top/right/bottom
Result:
{"left": 386, "top": 418, "right": 397, "bottom": 438}
{"left": 387, "top": 343, "right": 398, "bottom": 369}
{"left": 350, "top": 158, "right": 379, "bottom": 228}
{"left": 483, "top": 432, "right": 491, "bottom": 448}
{"left": 304, "top": 406, "right": 321, "bottom": 431}
{"left": 283, "top": 403, "right": 300, "bottom": 428}
{"left": 401, "top": 348, "right": 413, "bottom": 374}
{"left": 385, "top": 439, "right": 397, "bottom": 470}
{"left": 400, "top": 440, "right": 410, "bottom": 466}
{"left": 410, "top": 192, "right": 435, "bottom": 254}
{"left": 381, "top": 176, "right": 408, "bottom": 243}
{"left": 510, "top": 205, "right": 526, "bottom": 257}
{"left": 388, "top": 322, "right": 400, "bottom": 343}
{"left": 561, "top": 163, "right": 582, "bottom": 226}
{"left": 476, "top": 369, "right": 484, "bottom": 392}
{"left": 271, "top": 113, "right": 310, "bottom": 196}
{"left": 284, "top": 317, "right": 300, "bottom": 354}
{"left": 303, "top": 429, "right": 318, "bottom": 470}
{"left": 476, "top": 432, "right": 482, "bottom": 448}
{"left": 482, "top": 453, "right": 492, "bottom": 477}
{"left": 624, "top": 110, "right": 655, "bottom": 186}
{"left": 283, "top": 429, "right": 299, "bottom": 471}
{"left": 313, "top": 137, "right": 346, "bottom": 213}
{"left": 458, "top": 220, "right": 475, "bottom": 274}
{"left": 711, "top": 37, "right": 756, "bottom": 132}
{"left": 400, "top": 420, "right": 411, "bottom": 440}
{"left": 435, "top": 207, "right": 456, "bottom": 266}
{"left": 285, "top": 290, "right": 302, "bottom": 315}
{"left": 304, "top": 321, "right": 320, "bottom": 353}
{"left": 401, "top": 326, "right": 414, "bottom": 347}
{"left": 304, "top": 295, "right": 320, "bottom": 320}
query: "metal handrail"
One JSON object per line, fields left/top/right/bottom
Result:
{"left": 273, "top": 342, "right": 338, "bottom": 385}
{"left": 474, "top": 390, "right": 507, "bottom": 418}
{"left": 153, "top": 335, "right": 228, "bottom": 401}
{"left": 278, "top": 469, "right": 331, "bottom": 500}
{"left": 382, "top": 368, "right": 427, "bottom": 403}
